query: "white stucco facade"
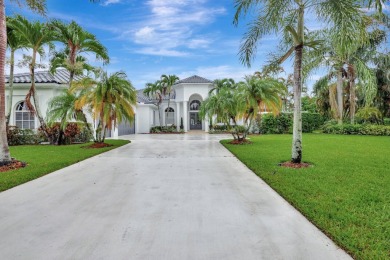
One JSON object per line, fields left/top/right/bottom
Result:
{"left": 6, "top": 72, "right": 215, "bottom": 136}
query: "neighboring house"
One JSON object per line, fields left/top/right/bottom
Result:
{"left": 6, "top": 70, "right": 215, "bottom": 136}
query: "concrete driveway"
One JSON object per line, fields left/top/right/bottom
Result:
{"left": 0, "top": 133, "right": 351, "bottom": 260}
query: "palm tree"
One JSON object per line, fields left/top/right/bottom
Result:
{"left": 50, "top": 20, "right": 109, "bottom": 86}
{"left": 143, "top": 80, "right": 163, "bottom": 126}
{"left": 73, "top": 71, "right": 136, "bottom": 143}
{"left": 9, "top": 15, "right": 55, "bottom": 141}
{"left": 0, "top": 0, "right": 100, "bottom": 164}
{"left": 46, "top": 90, "right": 92, "bottom": 145}
{"left": 160, "top": 74, "right": 179, "bottom": 126}
{"left": 5, "top": 16, "right": 27, "bottom": 127}
{"left": 234, "top": 0, "right": 369, "bottom": 163}
{"left": 209, "top": 78, "right": 236, "bottom": 94}
{"left": 50, "top": 50, "right": 96, "bottom": 78}
{"left": 238, "top": 76, "right": 286, "bottom": 133}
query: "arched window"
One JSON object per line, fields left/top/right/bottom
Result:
{"left": 165, "top": 107, "right": 175, "bottom": 125}
{"left": 190, "top": 100, "right": 201, "bottom": 111}
{"left": 15, "top": 101, "right": 35, "bottom": 129}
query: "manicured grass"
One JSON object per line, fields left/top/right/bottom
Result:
{"left": 0, "top": 139, "right": 130, "bottom": 192}
{"left": 222, "top": 134, "right": 390, "bottom": 260}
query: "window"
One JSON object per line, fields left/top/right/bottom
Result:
{"left": 190, "top": 100, "right": 201, "bottom": 111}
{"left": 15, "top": 101, "right": 35, "bottom": 129}
{"left": 165, "top": 107, "right": 175, "bottom": 125}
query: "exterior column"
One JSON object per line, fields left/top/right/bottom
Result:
{"left": 183, "top": 101, "right": 188, "bottom": 132}
{"left": 176, "top": 102, "right": 181, "bottom": 131}
{"left": 205, "top": 115, "right": 209, "bottom": 132}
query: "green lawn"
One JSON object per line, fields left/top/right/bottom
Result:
{"left": 222, "top": 134, "right": 390, "bottom": 260}
{"left": 0, "top": 139, "right": 130, "bottom": 192}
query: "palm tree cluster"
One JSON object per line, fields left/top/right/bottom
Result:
{"left": 200, "top": 75, "right": 287, "bottom": 141}
{"left": 234, "top": 0, "right": 388, "bottom": 163}
{"left": 143, "top": 74, "right": 179, "bottom": 127}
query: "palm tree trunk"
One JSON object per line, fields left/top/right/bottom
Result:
{"left": 291, "top": 4, "right": 304, "bottom": 164}
{"left": 69, "top": 70, "right": 74, "bottom": 89}
{"left": 29, "top": 51, "right": 51, "bottom": 142}
{"left": 0, "top": 1, "right": 12, "bottom": 165}
{"left": 6, "top": 49, "right": 14, "bottom": 127}
{"left": 157, "top": 103, "right": 162, "bottom": 126}
{"left": 348, "top": 65, "right": 356, "bottom": 124}
{"left": 336, "top": 69, "right": 343, "bottom": 124}
{"left": 166, "top": 93, "right": 171, "bottom": 126}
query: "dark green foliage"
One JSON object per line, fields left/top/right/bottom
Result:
{"left": 384, "top": 118, "right": 390, "bottom": 126}
{"left": 301, "top": 96, "right": 318, "bottom": 113}
{"left": 150, "top": 125, "right": 178, "bottom": 133}
{"left": 7, "top": 126, "right": 42, "bottom": 146}
{"left": 39, "top": 122, "right": 92, "bottom": 144}
{"left": 323, "top": 123, "right": 390, "bottom": 136}
{"left": 222, "top": 134, "right": 390, "bottom": 259}
{"left": 261, "top": 113, "right": 325, "bottom": 134}
{"left": 213, "top": 124, "right": 229, "bottom": 131}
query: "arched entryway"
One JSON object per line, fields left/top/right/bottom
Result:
{"left": 188, "top": 94, "right": 202, "bottom": 130}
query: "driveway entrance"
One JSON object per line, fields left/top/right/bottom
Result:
{"left": 0, "top": 134, "right": 351, "bottom": 259}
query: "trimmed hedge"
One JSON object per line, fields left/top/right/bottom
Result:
{"left": 260, "top": 112, "right": 325, "bottom": 134}
{"left": 323, "top": 123, "right": 390, "bottom": 136}
{"left": 150, "top": 125, "right": 179, "bottom": 133}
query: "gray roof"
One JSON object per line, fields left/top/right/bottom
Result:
{"left": 174, "top": 75, "right": 212, "bottom": 85}
{"left": 137, "top": 89, "right": 153, "bottom": 104}
{"left": 5, "top": 69, "right": 84, "bottom": 84}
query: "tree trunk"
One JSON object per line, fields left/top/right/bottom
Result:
{"left": 5, "top": 49, "right": 14, "bottom": 127}
{"left": 336, "top": 68, "right": 344, "bottom": 124}
{"left": 157, "top": 103, "right": 162, "bottom": 126}
{"left": 348, "top": 65, "right": 356, "bottom": 124}
{"left": 166, "top": 93, "right": 171, "bottom": 126}
{"left": 28, "top": 51, "right": 51, "bottom": 142}
{"left": 291, "top": 44, "right": 303, "bottom": 163}
{"left": 0, "top": 0, "right": 12, "bottom": 165}
{"left": 291, "top": 4, "right": 304, "bottom": 164}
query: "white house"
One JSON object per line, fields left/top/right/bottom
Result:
{"left": 6, "top": 70, "right": 215, "bottom": 136}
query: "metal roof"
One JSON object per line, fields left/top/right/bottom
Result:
{"left": 5, "top": 69, "right": 84, "bottom": 84}
{"left": 174, "top": 75, "right": 212, "bottom": 85}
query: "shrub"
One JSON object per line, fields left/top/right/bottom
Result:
{"left": 39, "top": 122, "right": 92, "bottom": 144}
{"left": 384, "top": 118, "right": 390, "bottom": 126}
{"left": 7, "top": 126, "right": 42, "bottom": 146}
{"left": 355, "top": 107, "right": 383, "bottom": 124}
{"left": 261, "top": 112, "right": 325, "bottom": 134}
{"left": 150, "top": 125, "right": 178, "bottom": 133}
{"left": 213, "top": 124, "right": 229, "bottom": 131}
{"left": 322, "top": 123, "right": 390, "bottom": 136}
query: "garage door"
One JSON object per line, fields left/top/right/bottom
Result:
{"left": 118, "top": 120, "right": 135, "bottom": 136}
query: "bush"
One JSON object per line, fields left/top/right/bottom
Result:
{"left": 261, "top": 112, "right": 325, "bottom": 134}
{"left": 356, "top": 107, "right": 383, "bottom": 124}
{"left": 150, "top": 125, "right": 178, "bottom": 133}
{"left": 322, "top": 123, "right": 390, "bottom": 136}
{"left": 39, "top": 122, "right": 92, "bottom": 144}
{"left": 383, "top": 118, "right": 390, "bottom": 126}
{"left": 213, "top": 124, "right": 229, "bottom": 131}
{"left": 7, "top": 126, "right": 42, "bottom": 146}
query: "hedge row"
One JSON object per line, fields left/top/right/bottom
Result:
{"left": 260, "top": 113, "right": 325, "bottom": 134}
{"left": 150, "top": 125, "right": 181, "bottom": 133}
{"left": 322, "top": 123, "right": 390, "bottom": 136}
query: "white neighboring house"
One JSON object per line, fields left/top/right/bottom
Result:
{"left": 6, "top": 70, "right": 215, "bottom": 136}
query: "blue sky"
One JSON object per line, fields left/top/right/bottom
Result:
{"left": 5, "top": 0, "right": 389, "bottom": 90}
{"left": 5, "top": 0, "right": 279, "bottom": 89}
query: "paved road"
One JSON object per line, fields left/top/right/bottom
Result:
{"left": 0, "top": 134, "right": 351, "bottom": 260}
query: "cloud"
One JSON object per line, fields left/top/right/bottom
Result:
{"left": 124, "top": 0, "right": 226, "bottom": 57}
{"left": 102, "top": 0, "right": 121, "bottom": 6}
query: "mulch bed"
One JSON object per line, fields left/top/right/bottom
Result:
{"left": 82, "top": 143, "right": 113, "bottom": 149}
{"left": 279, "top": 161, "right": 312, "bottom": 168}
{"left": 0, "top": 159, "right": 27, "bottom": 172}
{"left": 229, "top": 139, "right": 253, "bottom": 145}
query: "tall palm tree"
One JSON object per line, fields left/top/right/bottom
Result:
{"left": 9, "top": 15, "right": 55, "bottom": 141}
{"left": 50, "top": 20, "right": 109, "bottom": 86}
{"left": 5, "top": 16, "right": 27, "bottom": 127}
{"left": 160, "top": 74, "right": 179, "bottom": 126}
{"left": 73, "top": 71, "right": 136, "bottom": 143}
{"left": 143, "top": 80, "right": 163, "bottom": 126}
{"left": 234, "top": 0, "right": 368, "bottom": 163}
{"left": 50, "top": 50, "right": 96, "bottom": 78}
{"left": 0, "top": 0, "right": 100, "bottom": 164}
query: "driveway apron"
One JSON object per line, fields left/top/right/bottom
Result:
{"left": 0, "top": 134, "right": 351, "bottom": 260}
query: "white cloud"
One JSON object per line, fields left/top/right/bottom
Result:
{"left": 102, "top": 0, "right": 121, "bottom": 6}
{"left": 124, "top": 0, "right": 226, "bottom": 57}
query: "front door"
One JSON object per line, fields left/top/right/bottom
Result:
{"left": 190, "top": 112, "right": 202, "bottom": 130}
